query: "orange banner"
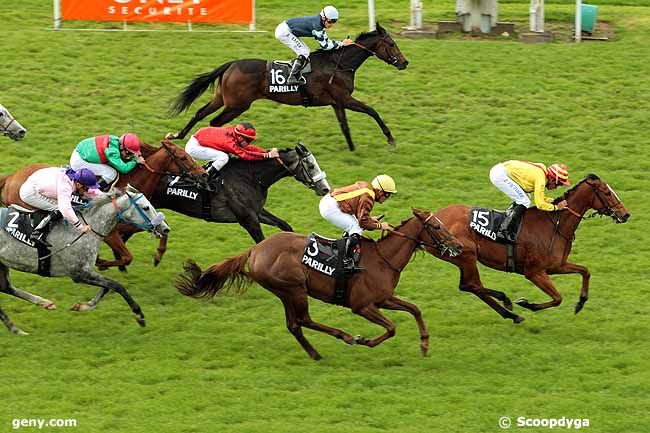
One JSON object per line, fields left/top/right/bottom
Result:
{"left": 61, "top": 0, "right": 253, "bottom": 24}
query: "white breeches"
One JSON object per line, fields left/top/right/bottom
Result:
{"left": 19, "top": 182, "right": 58, "bottom": 211}
{"left": 70, "top": 150, "right": 117, "bottom": 183}
{"left": 185, "top": 136, "right": 229, "bottom": 170}
{"left": 319, "top": 194, "right": 363, "bottom": 235}
{"left": 275, "top": 21, "right": 310, "bottom": 58}
{"left": 489, "top": 163, "right": 531, "bottom": 207}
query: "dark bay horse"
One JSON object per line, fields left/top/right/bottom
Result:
{"left": 430, "top": 174, "right": 630, "bottom": 324}
{"left": 167, "top": 23, "right": 408, "bottom": 151}
{"left": 0, "top": 140, "right": 207, "bottom": 270}
{"left": 98, "top": 143, "right": 330, "bottom": 270}
{"left": 176, "top": 209, "right": 463, "bottom": 360}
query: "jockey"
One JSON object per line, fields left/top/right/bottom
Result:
{"left": 489, "top": 160, "right": 570, "bottom": 241}
{"left": 18, "top": 167, "right": 105, "bottom": 247}
{"left": 319, "top": 174, "right": 396, "bottom": 271}
{"left": 70, "top": 133, "right": 146, "bottom": 191}
{"left": 275, "top": 5, "right": 354, "bottom": 85}
{"left": 185, "top": 123, "right": 280, "bottom": 182}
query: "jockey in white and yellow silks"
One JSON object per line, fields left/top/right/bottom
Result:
{"left": 489, "top": 160, "right": 570, "bottom": 241}
{"left": 319, "top": 174, "right": 396, "bottom": 271}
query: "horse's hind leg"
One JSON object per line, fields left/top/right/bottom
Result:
{"left": 208, "top": 104, "right": 250, "bottom": 128}
{"left": 379, "top": 296, "right": 429, "bottom": 356}
{"left": 277, "top": 292, "right": 322, "bottom": 360}
{"left": 515, "top": 271, "right": 563, "bottom": 312}
{"left": 72, "top": 271, "right": 145, "bottom": 327}
{"left": 174, "top": 96, "right": 224, "bottom": 140}
{"left": 259, "top": 208, "right": 293, "bottom": 231}
{"left": 0, "top": 304, "right": 27, "bottom": 335}
{"left": 0, "top": 263, "right": 55, "bottom": 310}
{"left": 548, "top": 262, "right": 590, "bottom": 314}
{"left": 483, "top": 288, "right": 513, "bottom": 311}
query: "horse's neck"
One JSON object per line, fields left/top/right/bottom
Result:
{"left": 375, "top": 218, "right": 420, "bottom": 271}
{"left": 81, "top": 198, "right": 119, "bottom": 234}
{"left": 246, "top": 158, "right": 289, "bottom": 189}
{"left": 559, "top": 184, "right": 594, "bottom": 232}
{"left": 118, "top": 152, "right": 164, "bottom": 197}
{"left": 315, "top": 46, "right": 372, "bottom": 72}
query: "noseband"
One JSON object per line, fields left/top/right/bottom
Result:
{"left": 0, "top": 110, "right": 18, "bottom": 137}
{"left": 354, "top": 34, "right": 400, "bottom": 66}
{"left": 275, "top": 153, "right": 326, "bottom": 190}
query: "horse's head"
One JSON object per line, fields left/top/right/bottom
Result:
{"left": 150, "top": 139, "right": 208, "bottom": 187}
{"left": 580, "top": 174, "right": 630, "bottom": 223}
{"left": 356, "top": 23, "right": 408, "bottom": 70}
{"left": 0, "top": 104, "right": 26, "bottom": 141}
{"left": 280, "top": 142, "right": 330, "bottom": 196}
{"left": 112, "top": 185, "right": 170, "bottom": 237}
{"left": 412, "top": 208, "right": 463, "bottom": 257}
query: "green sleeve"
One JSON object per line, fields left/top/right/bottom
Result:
{"left": 104, "top": 147, "right": 138, "bottom": 174}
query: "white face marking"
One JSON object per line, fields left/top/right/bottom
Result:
{"left": 607, "top": 185, "right": 621, "bottom": 203}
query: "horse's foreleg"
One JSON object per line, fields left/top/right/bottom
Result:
{"left": 259, "top": 208, "right": 293, "bottom": 232}
{"left": 72, "top": 271, "right": 145, "bottom": 327}
{"left": 236, "top": 211, "right": 265, "bottom": 243}
{"left": 96, "top": 232, "right": 133, "bottom": 271}
{"left": 343, "top": 97, "right": 395, "bottom": 146}
{"left": 353, "top": 304, "right": 397, "bottom": 348}
{"left": 515, "top": 271, "right": 563, "bottom": 312}
{"left": 548, "top": 262, "right": 591, "bottom": 314}
{"left": 173, "top": 97, "right": 224, "bottom": 140}
{"left": 332, "top": 104, "right": 355, "bottom": 151}
{"left": 379, "top": 296, "right": 429, "bottom": 356}
{"left": 153, "top": 235, "right": 168, "bottom": 267}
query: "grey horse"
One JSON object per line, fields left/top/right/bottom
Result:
{"left": 0, "top": 104, "right": 26, "bottom": 141}
{"left": 0, "top": 185, "right": 170, "bottom": 335}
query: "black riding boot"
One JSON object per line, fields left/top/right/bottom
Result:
{"left": 204, "top": 165, "right": 221, "bottom": 191}
{"left": 30, "top": 210, "right": 62, "bottom": 248}
{"left": 287, "top": 55, "right": 308, "bottom": 86}
{"left": 497, "top": 204, "right": 527, "bottom": 242}
{"left": 342, "top": 233, "right": 362, "bottom": 273}
{"left": 97, "top": 179, "right": 111, "bottom": 192}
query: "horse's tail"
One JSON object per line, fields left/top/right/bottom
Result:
{"left": 169, "top": 61, "right": 235, "bottom": 115}
{"left": 175, "top": 252, "right": 251, "bottom": 299}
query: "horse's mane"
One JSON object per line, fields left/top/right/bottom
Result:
{"left": 313, "top": 29, "right": 380, "bottom": 56}
{"left": 139, "top": 142, "right": 158, "bottom": 158}
{"left": 553, "top": 173, "right": 600, "bottom": 204}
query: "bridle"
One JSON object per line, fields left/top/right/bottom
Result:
{"left": 376, "top": 213, "right": 459, "bottom": 272}
{"left": 141, "top": 142, "right": 205, "bottom": 185}
{"left": 0, "top": 109, "right": 19, "bottom": 137}
{"left": 328, "top": 33, "right": 401, "bottom": 83}
{"left": 560, "top": 180, "right": 621, "bottom": 221}
{"left": 274, "top": 152, "right": 326, "bottom": 190}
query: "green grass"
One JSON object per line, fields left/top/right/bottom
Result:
{"left": 1, "top": 1, "right": 649, "bottom": 432}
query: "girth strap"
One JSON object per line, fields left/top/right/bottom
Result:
{"left": 333, "top": 238, "right": 348, "bottom": 305}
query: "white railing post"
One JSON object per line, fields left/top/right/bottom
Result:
{"left": 53, "top": 0, "right": 61, "bottom": 30}
{"left": 368, "top": 0, "right": 376, "bottom": 31}
{"left": 249, "top": 0, "right": 256, "bottom": 31}
{"left": 575, "top": 0, "right": 582, "bottom": 42}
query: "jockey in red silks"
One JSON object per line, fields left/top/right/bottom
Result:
{"left": 184, "top": 123, "right": 279, "bottom": 181}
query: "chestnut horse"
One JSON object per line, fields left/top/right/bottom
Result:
{"left": 176, "top": 208, "right": 463, "bottom": 360}
{"left": 167, "top": 23, "right": 408, "bottom": 151}
{"left": 431, "top": 174, "right": 630, "bottom": 324}
{"left": 0, "top": 139, "right": 207, "bottom": 273}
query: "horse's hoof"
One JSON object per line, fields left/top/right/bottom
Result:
{"left": 71, "top": 303, "right": 93, "bottom": 312}
{"left": 420, "top": 345, "right": 429, "bottom": 357}
{"left": 12, "top": 328, "right": 29, "bottom": 336}
{"left": 310, "top": 352, "right": 323, "bottom": 361}
{"left": 164, "top": 132, "right": 177, "bottom": 140}
{"left": 136, "top": 315, "right": 146, "bottom": 327}
{"left": 43, "top": 302, "right": 57, "bottom": 310}
{"left": 352, "top": 335, "right": 367, "bottom": 345}
{"left": 153, "top": 258, "right": 161, "bottom": 267}
{"left": 574, "top": 303, "right": 585, "bottom": 314}
{"left": 513, "top": 315, "right": 525, "bottom": 324}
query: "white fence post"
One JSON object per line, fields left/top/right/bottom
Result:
{"left": 368, "top": 0, "right": 376, "bottom": 31}
{"left": 53, "top": 0, "right": 61, "bottom": 30}
{"left": 575, "top": 0, "right": 582, "bottom": 42}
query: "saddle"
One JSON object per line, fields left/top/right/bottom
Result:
{"left": 0, "top": 206, "right": 53, "bottom": 276}
{"left": 162, "top": 175, "right": 214, "bottom": 219}
{"left": 302, "top": 233, "right": 363, "bottom": 306}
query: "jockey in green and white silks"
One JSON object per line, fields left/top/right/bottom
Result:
{"left": 70, "top": 133, "right": 145, "bottom": 189}
{"left": 275, "top": 5, "right": 353, "bottom": 85}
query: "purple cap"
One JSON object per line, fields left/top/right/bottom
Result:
{"left": 75, "top": 168, "right": 101, "bottom": 189}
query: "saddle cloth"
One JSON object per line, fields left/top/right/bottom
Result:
{"left": 0, "top": 206, "right": 43, "bottom": 247}
{"left": 301, "top": 233, "right": 341, "bottom": 277}
{"left": 468, "top": 207, "right": 523, "bottom": 244}
{"left": 266, "top": 60, "right": 312, "bottom": 94}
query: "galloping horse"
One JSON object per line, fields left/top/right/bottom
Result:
{"left": 167, "top": 23, "right": 408, "bottom": 151}
{"left": 176, "top": 209, "right": 463, "bottom": 360}
{"left": 0, "top": 140, "right": 207, "bottom": 271}
{"left": 98, "top": 143, "right": 330, "bottom": 270}
{"left": 0, "top": 104, "right": 26, "bottom": 141}
{"left": 0, "top": 186, "right": 169, "bottom": 335}
{"left": 430, "top": 174, "right": 630, "bottom": 324}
